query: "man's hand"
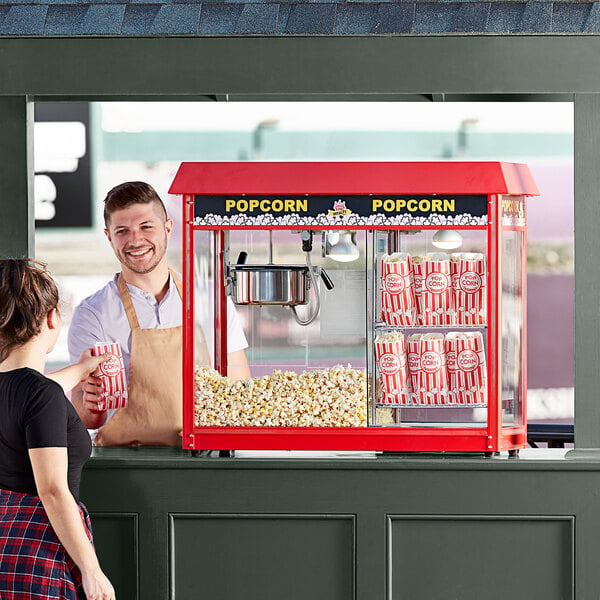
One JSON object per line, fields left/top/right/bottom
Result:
{"left": 80, "top": 374, "right": 108, "bottom": 415}
{"left": 77, "top": 349, "right": 114, "bottom": 414}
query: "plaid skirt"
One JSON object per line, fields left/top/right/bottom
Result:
{"left": 0, "top": 487, "right": 92, "bottom": 600}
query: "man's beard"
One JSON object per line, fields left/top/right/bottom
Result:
{"left": 119, "top": 237, "right": 167, "bottom": 274}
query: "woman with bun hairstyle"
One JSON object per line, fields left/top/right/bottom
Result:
{"left": 0, "top": 259, "right": 115, "bottom": 600}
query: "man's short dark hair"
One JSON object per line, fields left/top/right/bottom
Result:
{"left": 103, "top": 181, "right": 168, "bottom": 228}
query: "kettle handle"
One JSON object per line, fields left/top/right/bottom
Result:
{"left": 320, "top": 268, "right": 334, "bottom": 290}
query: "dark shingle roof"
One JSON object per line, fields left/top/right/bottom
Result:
{"left": 1, "top": 1, "right": 600, "bottom": 36}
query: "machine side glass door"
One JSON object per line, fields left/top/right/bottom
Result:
{"left": 501, "top": 195, "right": 526, "bottom": 427}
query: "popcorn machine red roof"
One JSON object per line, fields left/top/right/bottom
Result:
{"left": 169, "top": 162, "right": 539, "bottom": 454}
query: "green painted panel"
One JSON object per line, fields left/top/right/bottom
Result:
{"left": 0, "top": 38, "right": 595, "bottom": 96}
{"left": 170, "top": 514, "right": 355, "bottom": 600}
{"left": 77, "top": 450, "right": 600, "bottom": 598}
{"left": 573, "top": 94, "right": 600, "bottom": 452}
{"left": 0, "top": 96, "right": 33, "bottom": 258}
{"left": 89, "top": 512, "right": 139, "bottom": 600}
{"left": 389, "top": 516, "right": 573, "bottom": 600}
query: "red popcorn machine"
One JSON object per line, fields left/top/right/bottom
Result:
{"left": 169, "top": 161, "right": 538, "bottom": 454}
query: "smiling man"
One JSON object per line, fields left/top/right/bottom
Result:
{"left": 68, "top": 182, "right": 249, "bottom": 446}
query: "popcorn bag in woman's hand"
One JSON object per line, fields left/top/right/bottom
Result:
{"left": 92, "top": 343, "right": 128, "bottom": 410}
{"left": 380, "top": 253, "right": 417, "bottom": 326}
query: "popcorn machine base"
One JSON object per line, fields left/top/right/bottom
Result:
{"left": 169, "top": 161, "right": 539, "bottom": 453}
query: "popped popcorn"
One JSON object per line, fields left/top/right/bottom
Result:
{"left": 193, "top": 365, "right": 367, "bottom": 427}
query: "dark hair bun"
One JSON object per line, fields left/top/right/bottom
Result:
{"left": 0, "top": 259, "right": 59, "bottom": 362}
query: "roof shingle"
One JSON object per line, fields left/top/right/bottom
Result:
{"left": 373, "top": 4, "right": 414, "bottom": 33}
{"left": 83, "top": 4, "right": 125, "bottom": 33}
{"left": 583, "top": 2, "right": 600, "bottom": 33}
{"left": 1, "top": 5, "right": 47, "bottom": 34}
{"left": 0, "top": 1, "right": 598, "bottom": 37}
{"left": 44, "top": 4, "right": 86, "bottom": 34}
{"left": 121, "top": 3, "right": 160, "bottom": 34}
{"left": 519, "top": 1, "right": 552, "bottom": 32}
{"left": 152, "top": 4, "right": 201, "bottom": 33}
{"left": 236, "top": 4, "right": 278, "bottom": 33}
{"left": 199, "top": 3, "right": 243, "bottom": 33}
{"left": 335, "top": 4, "right": 377, "bottom": 34}
{"left": 552, "top": 2, "right": 591, "bottom": 32}
{"left": 451, "top": 2, "right": 490, "bottom": 32}
{"left": 284, "top": 3, "right": 336, "bottom": 33}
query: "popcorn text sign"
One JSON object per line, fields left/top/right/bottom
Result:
{"left": 192, "top": 195, "right": 489, "bottom": 228}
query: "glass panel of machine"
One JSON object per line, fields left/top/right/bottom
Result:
{"left": 501, "top": 222, "right": 525, "bottom": 427}
{"left": 193, "top": 228, "right": 369, "bottom": 428}
{"left": 371, "top": 229, "right": 489, "bottom": 430}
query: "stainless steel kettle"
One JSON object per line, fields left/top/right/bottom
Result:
{"left": 229, "top": 249, "right": 334, "bottom": 325}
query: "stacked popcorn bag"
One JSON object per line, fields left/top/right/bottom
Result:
{"left": 373, "top": 331, "right": 411, "bottom": 404}
{"left": 407, "top": 333, "right": 449, "bottom": 404}
{"left": 380, "top": 252, "right": 486, "bottom": 326}
{"left": 380, "top": 253, "right": 417, "bottom": 326}
{"left": 445, "top": 333, "right": 487, "bottom": 405}
{"left": 450, "top": 253, "right": 487, "bottom": 325}
{"left": 417, "top": 254, "right": 454, "bottom": 325}
{"left": 375, "top": 331, "right": 487, "bottom": 406}
{"left": 92, "top": 342, "right": 128, "bottom": 410}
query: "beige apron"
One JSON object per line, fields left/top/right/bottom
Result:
{"left": 94, "top": 270, "right": 210, "bottom": 446}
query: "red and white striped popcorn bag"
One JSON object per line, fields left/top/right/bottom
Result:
{"left": 451, "top": 253, "right": 487, "bottom": 325}
{"left": 407, "top": 334, "right": 423, "bottom": 402}
{"left": 375, "top": 331, "right": 410, "bottom": 404}
{"left": 408, "top": 333, "right": 448, "bottom": 405}
{"left": 92, "top": 342, "right": 128, "bottom": 410}
{"left": 444, "top": 334, "right": 459, "bottom": 405}
{"left": 411, "top": 256, "right": 425, "bottom": 325}
{"left": 445, "top": 332, "right": 487, "bottom": 405}
{"left": 420, "top": 333, "right": 449, "bottom": 403}
{"left": 380, "top": 292, "right": 400, "bottom": 325}
{"left": 420, "top": 253, "right": 455, "bottom": 326}
{"left": 380, "top": 253, "right": 417, "bottom": 326}
{"left": 445, "top": 333, "right": 465, "bottom": 397}
{"left": 449, "top": 253, "right": 460, "bottom": 291}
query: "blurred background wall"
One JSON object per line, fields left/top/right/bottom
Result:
{"left": 33, "top": 101, "right": 574, "bottom": 424}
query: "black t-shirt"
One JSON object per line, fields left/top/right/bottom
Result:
{"left": 0, "top": 368, "right": 91, "bottom": 502}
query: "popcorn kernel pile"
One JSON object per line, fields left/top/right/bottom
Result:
{"left": 194, "top": 365, "right": 367, "bottom": 427}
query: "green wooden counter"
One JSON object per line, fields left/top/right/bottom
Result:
{"left": 82, "top": 448, "right": 595, "bottom": 600}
